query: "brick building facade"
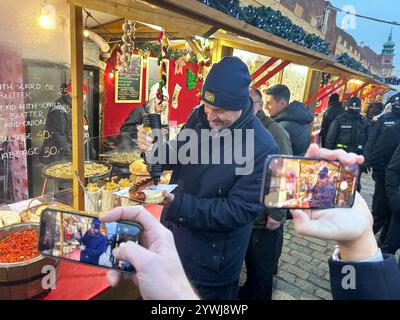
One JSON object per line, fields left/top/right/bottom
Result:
{"left": 239, "top": 0, "right": 396, "bottom": 77}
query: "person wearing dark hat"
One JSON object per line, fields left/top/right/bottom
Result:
{"left": 325, "top": 97, "right": 369, "bottom": 192}
{"left": 310, "top": 167, "right": 336, "bottom": 209}
{"left": 319, "top": 93, "right": 344, "bottom": 148}
{"left": 266, "top": 84, "right": 313, "bottom": 156}
{"left": 365, "top": 92, "right": 400, "bottom": 165}
{"left": 368, "top": 122, "right": 400, "bottom": 245}
{"left": 325, "top": 97, "right": 370, "bottom": 155}
{"left": 78, "top": 218, "right": 108, "bottom": 265}
{"left": 364, "top": 92, "right": 400, "bottom": 245}
{"left": 136, "top": 56, "right": 279, "bottom": 300}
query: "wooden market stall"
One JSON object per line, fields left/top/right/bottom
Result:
{"left": 0, "top": 0, "right": 392, "bottom": 301}
{"left": 66, "top": 0, "right": 389, "bottom": 210}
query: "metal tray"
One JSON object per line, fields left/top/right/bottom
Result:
{"left": 42, "top": 160, "right": 112, "bottom": 183}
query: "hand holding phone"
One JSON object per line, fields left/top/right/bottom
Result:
{"left": 261, "top": 145, "right": 362, "bottom": 210}
{"left": 288, "top": 144, "right": 378, "bottom": 261}
{"left": 100, "top": 206, "right": 198, "bottom": 300}
{"left": 39, "top": 209, "right": 143, "bottom": 273}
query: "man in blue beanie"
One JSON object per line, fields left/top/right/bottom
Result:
{"left": 78, "top": 218, "right": 108, "bottom": 265}
{"left": 137, "top": 56, "right": 278, "bottom": 299}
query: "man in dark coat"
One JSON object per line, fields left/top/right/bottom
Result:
{"left": 310, "top": 167, "right": 336, "bottom": 209}
{"left": 39, "top": 92, "right": 73, "bottom": 164}
{"left": 266, "top": 84, "right": 313, "bottom": 156}
{"left": 368, "top": 122, "right": 400, "bottom": 244}
{"left": 79, "top": 218, "right": 108, "bottom": 265}
{"left": 383, "top": 143, "right": 400, "bottom": 255}
{"left": 325, "top": 97, "right": 370, "bottom": 155}
{"left": 319, "top": 93, "right": 344, "bottom": 147}
{"left": 365, "top": 93, "right": 400, "bottom": 245}
{"left": 364, "top": 92, "right": 400, "bottom": 165}
{"left": 239, "top": 86, "right": 291, "bottom": 300}
{"left": 137, "top": 57, "right": 278, "bottom": 300}
{"left": 39, "top": 84, "right": 93, "bottom": 164}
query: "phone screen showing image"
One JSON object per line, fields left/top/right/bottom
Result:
{"left": 39, "top": 209, "right": 142, "bottom": 273}
{"left": 264, "top": 157, "right": 359, "bottom": 209}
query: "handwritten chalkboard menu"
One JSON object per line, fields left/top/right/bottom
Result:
{"left": 115, "top": 55, "right": 143, "bottom": 103}
{"left": 146, "top": 57, "right": 169, "bottom": 101}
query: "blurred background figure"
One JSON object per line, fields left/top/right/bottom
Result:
{"left": 319, "top": 93, "right": 344, "bottom": 148}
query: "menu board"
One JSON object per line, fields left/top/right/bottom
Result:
{"left": 115, "top": 55, "right": 143, "bottom": 103}
{"left": 146, "top": 57, "right": 169, "bottom": 101}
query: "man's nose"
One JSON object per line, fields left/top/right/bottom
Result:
{"left": 207, "top": 110, "right": 217, "bottom": 121}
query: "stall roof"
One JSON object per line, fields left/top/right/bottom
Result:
{"left": 69, "top": 0, "right": 386, "bottom": 86}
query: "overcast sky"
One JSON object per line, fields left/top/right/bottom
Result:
{"left": 331, "top": 0, "right": 399, "bottom": 79}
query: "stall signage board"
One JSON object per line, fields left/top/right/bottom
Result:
{"left": 146, "top": 57, "right": 169, "bottom": 101}
{"left": 115, "top": 55, "right": 143, "bottom": 104}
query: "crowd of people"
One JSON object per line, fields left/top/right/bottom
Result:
{"left": 98, "top": 56, "right": 400, "bottom": 300}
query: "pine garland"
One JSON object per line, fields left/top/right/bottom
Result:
{"left": 335, "top": 53, "right": 372, "bottom": 76}
{"left": 199, "top": 0, "right": 331, "bottom": 55}
{"left": 136, "top": 42, "right": 198, "bottom": 64}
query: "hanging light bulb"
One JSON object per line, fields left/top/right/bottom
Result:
{"left": 83, "top": 29, "right": 90, "bottom": 37}
{"left": 38, "top": 4, "right": 56, "bottom": 30}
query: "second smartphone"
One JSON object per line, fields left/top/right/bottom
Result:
{"left": 38, "top": 208, "right": 143, "bottom": 273}
{"left": 261, "top": 155, "right": 359, "bottom": 210}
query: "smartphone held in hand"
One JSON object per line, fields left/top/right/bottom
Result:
{"left": 38, "top": 208, "right": 143, "bottom": 273}
{"left": 261, "top": 155, "right": 359, "bottom": 210}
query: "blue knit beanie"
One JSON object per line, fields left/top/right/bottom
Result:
{"left": 202, "top": 56, "right": 252, "bottom": 111}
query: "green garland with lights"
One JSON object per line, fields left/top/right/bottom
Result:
{"left": 198, "top": 0, "right": 331, "bottom": 55}
{"left": 335, "top": 53, "right": 372, "bottom": 76}
{"left": 136, "top": 42, "right": 198, "bottom": 64}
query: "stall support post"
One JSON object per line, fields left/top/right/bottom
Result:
{"left": 303, "top": 68, "right": 315, "bottom": 102}
{"left": 70, "top": 4, "right": 85, "bottom": 211}
{"left": 344, "top": 82, "right": 369, "bottom": 100}
{"left": 212, "top": 38, "right": 223, "bottom": 63}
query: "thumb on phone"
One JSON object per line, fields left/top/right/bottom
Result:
{"left": 112, "top": 241, "right": 152, "bottom": 272}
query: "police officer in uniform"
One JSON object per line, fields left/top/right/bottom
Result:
{"left": 364, "top": 92, "right": 400, "bottom": 165}
{"left": 366, "top": 93, "right": 400, "bottom": 245}
{"left": 325, "top": 97, "right": 370, "bottom": 191}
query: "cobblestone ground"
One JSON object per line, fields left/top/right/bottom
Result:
{"left": 240, "top": 173, "right": 377, "bottom": 300}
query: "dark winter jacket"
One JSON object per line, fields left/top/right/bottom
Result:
{"left": 39, "top": 95, "right": 72, "bottom": 164}
{"left": 273, "top": 101, "right": 313, "bottom": 156}
{"left": 256, "top": 110, "right": 292, "bottom": 155}
{"left": 364, "top": 110, "right": 400, "bottom": 165}
{"left": 254, "top": 110, "right": 291, "bottom": 227}
{"left": 366, "top": 102, "right": 384, "bottom": 122}
{"left": 369, "top": 122, "right": 400, "bottom": 181}
{"left": 320, "top": 101, "right": 344, "bottom": 148}
{"left": 161, "top": 102, "right": 279, "bottom": 286}
{"left": 325, "top": 111, "right": 370, "bottom": 155}
{"left": 80, "top": 231, "right": 108, "bottom": 265}
{"left": 386, "top": 143, "right": 400, "bottom": 216}
{"left": 329, "top": 254, "right": 400, "bottom": 300}
{"left": 120, "top": 105, "right": 148, "bottom": 140}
